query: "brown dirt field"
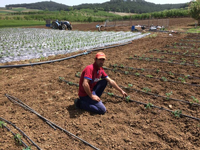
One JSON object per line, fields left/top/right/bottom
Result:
{"left": 1, "top": 17, "right": 200, "bottom": 150}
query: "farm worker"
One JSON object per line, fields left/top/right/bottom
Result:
{"left": 74, "top": 52, "right": 127, "bottom": 114}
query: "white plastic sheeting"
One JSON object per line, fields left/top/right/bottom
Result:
{"left": 0, "top": 28, "right": 150, "bottom": 63}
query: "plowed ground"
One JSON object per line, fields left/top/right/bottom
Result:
{"left": 1, "top": 17, "right": 200, "bottom": 150}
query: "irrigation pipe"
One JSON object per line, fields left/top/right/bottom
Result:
{"left": 103, "top": 67, "right": 200, "bottom": 87}
{"left": 72, "top": 74, "right": 200, "bottom": 107}
{"left": 1, "top": 123, "right": 29, "bottom": 148}
{"left": 5, "top": 94, "right": 100, "bottom": 150}
{"left": 0, "top": 42, "right": 131, "bottom": 69}
{"left": 149, "top": 50, "right": 200, "bottom": 59}
{"left": 59, "top": 78, "right": 200, "bottom": 122}
{"left": 108, "top": 64, "right": 200, "bottom": 80}
{"left": 128, "top": 56, "right": 199, "bottom": 67}
{"left": 0, "top": 117, "right": 41, "bottom": 150}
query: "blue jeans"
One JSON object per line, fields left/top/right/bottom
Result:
{"left": 79, "top": 79, "right": 107, "bottom": 114}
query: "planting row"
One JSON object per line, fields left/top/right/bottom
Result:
{"left": 0, "top": 28, "right": 150, "bottom": 63}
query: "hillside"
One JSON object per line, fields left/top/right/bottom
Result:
{"left": 5, "top": 0, "right": 189, "bottom": 13}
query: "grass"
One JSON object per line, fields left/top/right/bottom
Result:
{"left": 187, "top": 27, "right": 200, "bottom": 33}
{"left": 0, "top": 20, "right": 45, "bottom": 28}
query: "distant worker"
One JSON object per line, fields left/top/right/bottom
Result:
{"left": 74, "top": 52, "right": 128, "bottom": 114}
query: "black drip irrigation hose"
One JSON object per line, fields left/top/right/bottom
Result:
{"left": 108, "top": 64, "right": 200, "bottom": 80}
{"left": 0, "top": 117, "right": 41, "bottom": 150}
{"left": 5, "top": 94, "right": 100, "bottom": 150}
{"left": 128, "top": 56, "right": 199, "bottom": 67}
{"left": 1, "top": 123, "right": 29, "bottom": 149}
{"left": 59, "top": 78, "right": 200, "bottom": 122}
{"left": 164, "top": 46, "right": 199, "bottom": 50}
{"left": 149, "top": 50, "right": 200, "bottom": 58}
{"left": 103, "top": 67, "right": 200, "bottom": 87}
{"left": 0, "top": 42, "right": 131, "bottom": 69}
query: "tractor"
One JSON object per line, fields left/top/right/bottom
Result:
{"left": 52, "top": 20, "right": 72, "bottom": 30}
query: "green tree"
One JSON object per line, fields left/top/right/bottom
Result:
{"left": 189, "top": 1, "right": 200, "bottom": 25}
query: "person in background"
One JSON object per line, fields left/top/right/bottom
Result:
{"left": 74, "top": 52, "right": 128, "bottom": 114}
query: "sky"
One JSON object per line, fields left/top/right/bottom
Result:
{"left": 0, "top": 0, "right": 192, "bottom": 7}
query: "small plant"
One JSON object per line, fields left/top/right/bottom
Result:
{"left": 178, "top": 77, "right": 186, "bottom": 83}
{"left": 67, "top": 82, "right": 73, "bottom": 85}
{"left": 14, "top": 133, "right": 22, "bottom": 145}
{"left": 161, "top": 77, "right": 167, "bottom": 82}
{"left": 145, "top": 103, "right": 153, "bottom": 109}
{"left": 113, "top": 64, "right": 118, "bottom": 67}
{"left": 134, "top": 72, "right": 140, "bottom": 76}
{"left": 124, "top": 71, "right": 129, "bottom": 75}
{"left": 166, "top": 91, "right": 173, "bottom": 100}
{"left": 156, "top": 69, "right": 161, "bottom": 73}
{"left": 75, "top": 72, "right": 81, "bottom": 76}
{"left": 168, "top": 71, "right": 174, "bottom": 76}
{"left": 128, "top": 84, "right": 133, "bottom": 87}
{"left": 141, "top": 68, "right": 145, "bottom": 72}
{"left": 126, "top": 96, "right": 130, "bottom": 102}
{"left": 146, "top": 74, "right": 153, "bottom": 78}
{"left": 0, "top": 121, "right": 6, "bottom": 128}
{"left": 128, "top": 67, "right": 134, "bottom": 71}
{"left": 191, "top": 96, "right": 199, "bottom": 103}
{"left": 23, "top": 146, "right": 31, "bottom": 150}
{"left": 107, "top": 92, "right": 114, "bottom": 96}
{"left": 172, "top": 110, "right": 182, "bottom": 118}
{"left": 142, "top": 87, "right": 151, "bottom": 93}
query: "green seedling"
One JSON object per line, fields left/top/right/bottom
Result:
{"left": 128, "top": 56, "right": 133, "bottom": 59}
{"left": 67, "top": 82, "right": 73, "bottom": 85}
{"left": 107, "top": 92, "right": 114, "bottom": 96}
{"left": 128, "top": 67, "right": 134, "bottom": 71}
{"left": 157, "top": 58, "right": 161, "bottom": 62}
{"left": 145, "top": 103, "right": 153, "bottom": 109}
{"left": 113, "top": 64, "right": 118, "bottom": 67}
{"left": 0, "top": 121, "right": 6, "bottom": 128}
{"left": 172, "top": 110, "right": 182, "bottom": 118}
{"left": 124, "top": 71, "right": 129, "bottom": 75}
{"left": 146, "top": 75, "right": 153, "bottom": 78}
{"left": 119, "top": 64, "right": 124, "bottom": 68}
{"left": 191, "top": 96, "right": 199, "bottom": 103}
{"left": 14, "top": 133, "right": 22, "bottom": 145}
{"left": 134, "top": 55, "right": 137, "bottom": 57}
{"left": 134, "top": 72, "right": 140, "bottom": 76}
{"left": 166, "top": 91, "right": 173, "bottom": 100}
{"left": 76, "top": 72, "right": 81, "bottom": 76}
{"left": 145, "top": 58, "right": 150, "bottom": 61}
{"left": 128, "top": 84, "right": 133, "bottom": 87}
{"left": 142, "top": 87, "right": 151, "bottom": 93}
{"left": 156, "top": 69, "right": 161, "bottom": 73}
{"left": 58, "top": 77, "right": 65, "bottom": 82}
{"left": 141, "top": 68, "right": 145, "bottom": 72}
{"left": 126, "top": 96, "right": 130, "bottom": 102}
{"left": 162, "top": 77, "right": 167, "bottom": 82}
{"left": 23, "top": 146, "right": 31, "bottom": 150}
{"left": 168, "top": 71, "right": 174, "bottom": 76}
{"left": 139, "top": 57, "right": 143, "bottom": 60}
{"left": 112, "top": 68, "right": 117, "bottom": 72}
{"left": 178, "top": 77, "right": 186, "bottom": 83}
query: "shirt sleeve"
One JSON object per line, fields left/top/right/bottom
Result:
{"left": 101, "top": 69, "right": 108, "bottom": 78}
{"left": 84, "top": 66, "right": 93, "bottom": 80}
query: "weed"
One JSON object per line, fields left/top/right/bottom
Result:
{"left": 145, "top": 103, "right": 153, "bottom": 109}
{"left": 168, "top": 71, "right": 174, "bottom": 76}
{"left": 172, "top": 110, "right": 182, "bottom": 118}
{"left": 128, "top": 84, "right": 133, "bottom": 87}
{"left": 141, "top": 68, "right": 145, "bottom": 72}
{"left": 156, "top": 69, "right": 161, "bottom": 73}
{"left": 119, "top": 64, "right": 124, "bottom": 68}
{"left": 67, "top": 82, "right": 73, "bottom": 85}
{"left": 128, "top": 67, "right": 133, "bottom": 71}
{"left": 113, "top": 64, "right": 118, "bottom": 67}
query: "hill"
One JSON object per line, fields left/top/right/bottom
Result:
{"left": 5, "top": 0, "right": 189, "bottom": 13}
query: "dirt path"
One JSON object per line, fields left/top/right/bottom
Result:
{"left": 1, "top": 18, "right": 200, "bottom": 150}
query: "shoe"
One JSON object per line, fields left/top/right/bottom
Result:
{"left": 74, "top": 98, "right": 80, "bottom": 109}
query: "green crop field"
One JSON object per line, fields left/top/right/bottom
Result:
{"left": 0, "top": 20, "right": 45, "bottom": 28}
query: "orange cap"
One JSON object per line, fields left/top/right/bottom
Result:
{"left": 95, "top": 52, "right": 106, "bottom": 59}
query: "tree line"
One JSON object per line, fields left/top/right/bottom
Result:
{"left": 6, "top": 0, "right": 189, "bottom": 13}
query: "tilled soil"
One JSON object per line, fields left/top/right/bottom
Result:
{"left": 1, "top": 17, "right": 200, "bottom": 150}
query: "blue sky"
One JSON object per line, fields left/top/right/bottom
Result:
{"left": 0, "top": 0, "right": 191, "bottom": 7}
